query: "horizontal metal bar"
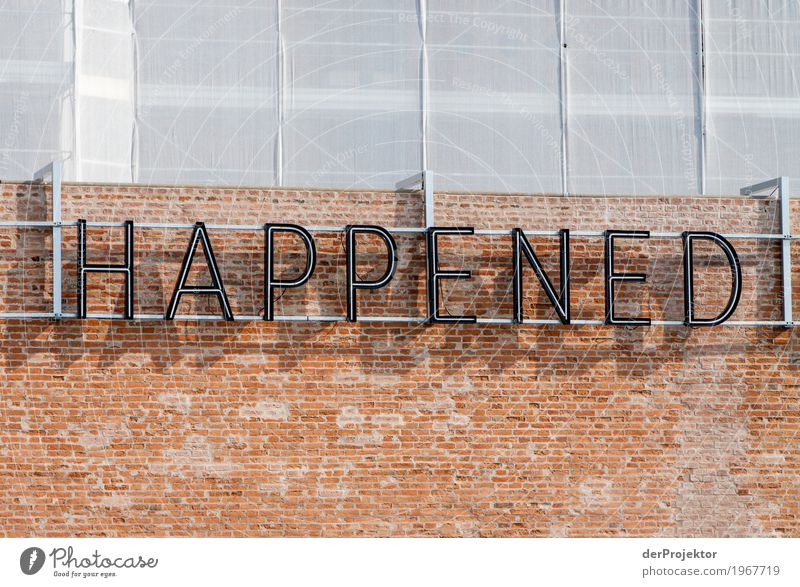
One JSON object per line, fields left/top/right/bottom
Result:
{"left": 85, "top": 313, "right": 347, "bottom": 322}
{"left": 653, "top": 232, "right": 782, "bottom": 240}
{"left": 0, "top": 312, "right": 789, "bottom": 327}
{"left": 723, "top": 320, "right": 789, "bottom": 326}
{"left": 477, "top": 230, "right": 785, "bottom": 239}
{"left": 82, "top": 222, "right": 427, "bottom": 232}
{"left": 275, "top": 315, "right": 343, "bottom": 322}
{"left": 0, "top": 221, "right": 790, "bottom": 240}
{"left": 0, "top": 312, "right": 61, "bottom": 319}
{"left": 358, "top": 316, "right": 425, "bottom": 323}
{"left": 0, "top": 220, "right": 65, "bottom": 227}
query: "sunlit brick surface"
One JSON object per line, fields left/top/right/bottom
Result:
{"left": 0, "top": 184, "right": 798, "bottom": 536}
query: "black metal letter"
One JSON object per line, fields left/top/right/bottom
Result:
{"left": 77, "top": 219, "right": 134, "bottom": 319}
{"left": 264, "top": 224, "right": 316, "bottom": 321}
{"left": 166, "top": 222, "right": 233, "bottom": 320}
{"left": 512, "top": 228, "right": 570, "bottom": 324}
{"left": 682, "top": 231, "right": 742, "bottom": 326}
{"left": 605, "top": 230, "right": 651, "bottom": 326}
{"left": 426, "top": 227, "right": 476, "bottom": 324}
{"left": 346, "top": 225, "right": 398, "bottom": 322}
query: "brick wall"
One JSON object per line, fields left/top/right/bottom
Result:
{"left": 0, "top": 183, "right": 798, "bottom": 536}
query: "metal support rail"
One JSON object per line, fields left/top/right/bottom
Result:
{"left": 2, "top": 221, "right": 786, "bottom": 241}
{"left": 396, "top": 170, "right": 434, "bottom": 227}
{"left": 741, "top": 177, "right": 793, "bottom": 326}
{"left": 0, "top": 168, "right": 793, "bottom": 327}
{"left": 33, "top": 161, "right": 62, "bottom": 320}
{"left": 11, "top": 313, "right": 783, "bottom": 327}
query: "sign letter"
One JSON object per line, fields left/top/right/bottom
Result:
{"left": 605, "top": 230, "right": 651, "bottom": 326}
{"left": 166, "top": 222, "right": 233, "bottom": 320}
{"left": 264, "top": 224, "right": 316, "bottom": 321}
{"left": 512, "top": 228, "right": 570, "bottom": 324}
{"left": 346, "top": 225, "right": 397, "bottom": 322}
{"left": 77, "top": 219, "right": 134, "bottom": 319}
{"left": 682, "top": 231, "right": 742, "bottom": 326}
{"left": 426, "top": 227, "right": 476, "bottom": 324}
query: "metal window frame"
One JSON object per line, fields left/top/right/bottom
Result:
{"left": 0, "top": 167, "right": 793, "bottom": 326}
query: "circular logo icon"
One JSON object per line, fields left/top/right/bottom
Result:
{"left": 20, "top": 547, "right": 46, "bottom": 575}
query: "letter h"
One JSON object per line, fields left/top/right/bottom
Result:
{"left": 77, "top": 220, "right": 134, "bottom": 319}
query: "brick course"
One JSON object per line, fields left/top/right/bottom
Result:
{"left": 0, "top": 183, "right": 798, "bottom": 536}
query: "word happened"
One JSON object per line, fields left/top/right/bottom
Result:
{"left": 74, "top": 221, "right": 743, "bottom": 326}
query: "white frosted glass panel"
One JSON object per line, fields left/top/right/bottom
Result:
{"left": 705, "top": 0, "right": 800, "bottom": 195}
{"left": 0, "top": 0, "right": 72, "bottom": 181}
{"left": 282, "top": 1, "right": 422, "bottom": 189}
{"left": 566, "top": 0, "right": 702, "bottom": 196}
{"left": 3, "top": 0, "right": 797, "bottom": 196}
{"left": 428, "top": 0, "right": 562, "bottom": 194}
{"left": 77, "top": 0, "right": 135, "bottom": 182}
{"left": 133, "top": 0, "right": 279, "bottom": 185}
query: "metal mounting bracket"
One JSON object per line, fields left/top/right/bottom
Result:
{"left": 34, "top": 161, "right": 63, "bottom": 320}
{"left": 741, "top": 177, "right": 792, "bottom": 327}
{"left": 396, "top": 170, "right": 434, "bottom": 228}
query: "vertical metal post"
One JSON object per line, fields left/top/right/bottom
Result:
{"left": 419, "top": 0, "right": 429, "bottom": 179}
{"left": 73, "top": 0, "right": 82, "bottom": 181}
{"left": 52, "top": 161, "right": 63, "bottom": 319}
{"left": 741, "top": 177, "right": 793, "bottom": 327}
{"left": 696, "top": 0, "right": 708, "bottom": 195}
{"left": 557, "top": 0, "right": 569, "bottom": 196}
{"left": 779, "top": 176, "right": 792, "bottom": 325}
{"left": 395, "top": 171, "right": 433, "bottom": 228}
{"left": 275, "top": 0, "right": 284, "bottom": 186}
{"left": 424, "top": 170, "right": 434, "bottom": 228}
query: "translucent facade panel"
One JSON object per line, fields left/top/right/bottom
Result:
{"left": 427, "top": 0, "right": 563, "bottom": 194}
{"left": 705, "top": 0, "right": 800, "bottom": 195}
{"left": 566, "top": 0, "right": 702, "bottom": 196}
{"left": 0, "top": 0, "right": 72, "bottom": 181}
{"left": 77, "top": 0, "right": 135, "bottom": 182}
{"left": 281, "top": 1, "right": 422, "bottom": 189}
{"left": 1, "top": 1, "right": 800, "bottom": 196}
{"left": 133, "top": 0, "right": 279, "bottom": 185}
